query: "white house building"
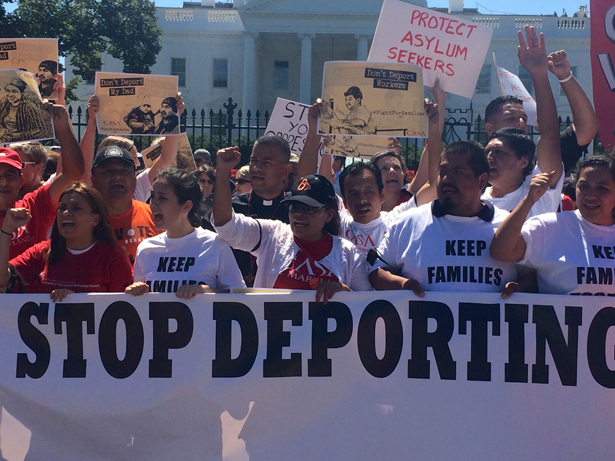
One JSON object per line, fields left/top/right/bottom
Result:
{"left": 65, "top": 0, "right": 592, "bottom": 125}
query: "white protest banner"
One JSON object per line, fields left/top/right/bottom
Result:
{"left": 324, "top": 135, "right": 391, "bottom": 158}
{"left": 318, "top": 61, "right": 426, "bottom": 138}
{"left": 1, "top": 291, "right": 614, "bottom": 460}
{"left": 142, "top": 132, "right": 196, "bottom": 171}
{"left": 0, "top": 70, "right": 54, "bottom": 144}
{"left": 95, "top": 72, "right": 179, "bottom": 136}
{"left": 368, "top": 0, "right": 493, "bottom": 98}
{"left": 0, "top": 38, "right": 59, "bottom": 100}
{"left": 495, "top": 65, "right": 538, "bottom": 126}
{"left": 264, "top": 98, "right": 311, "bottom": 154}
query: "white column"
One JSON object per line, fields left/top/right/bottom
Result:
{"left": 299, "top": 33, "right": 315, "bottom": 104}
{"left": 355, "top": 34, "right": 370, "bottom": 61}
{"left": 242, "top": 32, "right": 258, "bottom": 115}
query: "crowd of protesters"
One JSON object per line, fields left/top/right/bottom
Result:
{"left": 0, "top": 26, "right": 613, "bottom": 301}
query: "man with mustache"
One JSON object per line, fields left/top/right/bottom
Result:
{"left": 369, "top": 140, "right": 518, "bottom": 296}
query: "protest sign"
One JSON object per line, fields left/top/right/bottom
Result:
{"left": 324, "top": 135, "right": 391, "bottom": 158}
{"left": 264, "top": 98, "right": 311, "bottom": 154}
{"left": 590, "top": 0, "right": 615, "bottom": 150}
{"left": 318, "top": 61, "right": 426, "bottom": 138}
{"left": 1, "top": 291, "right": 614, "bottom": 460}
{"left": 0, "top": 70, "right": 54, "bottom": 144}
{"left": 495, "top": 62, "right": 537, "bottom": 126}
{"left": 368, "top": 0, "right": 493, "bottom": 98}
{"left": 95, "top": 72, "right": 179, "bottom": 137}
{"left": 141, "top": 132, "right": 196, "bottom": 171}
{"left": 0, "top": 38, "right": 59, "bottom": 100}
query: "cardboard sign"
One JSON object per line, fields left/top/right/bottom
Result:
{"left": 141, "top": 132, "right": 196, "bottom": 171}
{"left": 95, "top": 72, "right": 179, "bottom": 137}
{"left": 0, "top": 70, "right": 54, "bottom": 144}
{"left": 495, "top": 65, "right": 537, "bottom": 126}
{"left": 264, "top": 98, "right": 311, "bottom": 154}
{"left": 591, "top": 0, "right": 615, "bottom": 150}
{"left": 0, "top": 38, "right": 59, "bottom": 100}
{"left": 368, "top": 0, "right": 493, "bottom": 98}
{"left": 324, "top": 135, "right": 392, "bottom": 158}
{"left": 318, "top": 61, "right": 427, "bottom": 138}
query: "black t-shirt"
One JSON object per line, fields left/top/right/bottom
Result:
{"left": 560, "top": 125, "right": 588, "bottom": 175}
{"left": 203, "top": 190, "right": 289, "bottom": 287}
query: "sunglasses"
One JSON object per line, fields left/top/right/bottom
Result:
{"left": 287, "top": 202, "right": 322, "bottom": 215}
{"left": 236, "top": 179, "right": 250, "bottom": 185}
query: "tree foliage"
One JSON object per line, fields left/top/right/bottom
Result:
{"left": 0, "top": 0, "right": 162, "bottom": 81}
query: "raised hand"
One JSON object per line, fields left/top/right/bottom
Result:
{"left": 215, "top": 146, "right": 241, "bottom": 172}
{"left": 547, "top": 50, "right": 571, "bottom": 80}
{"left": 518, "top": 26, "right": 548, "bottom": 76}
{"left": 2, "top": 208, "right": 31, "bottom": 234}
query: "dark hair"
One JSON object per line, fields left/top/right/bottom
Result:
{"left": 489, "top": 127, "right": 536, "bottom": 177}
{"left": 576, "top": 156, "right": 615, "bottom": 184}
{"left": 193, "top": 164, "right": 215, "bottom": 181}
{"left": 47, "top": 183, "right": 115, "bottom": 266}
{"left": 38, "top": 60, "right": 58, "bottom": 74}
{"left": 6, "top": 78, "right": 26, "bottom": 93}
{"left": 339, "top": 161, "right": 384, "bottom": 198}
{"left": 161, "top": 97, "right": 177, "bottom": 113}
{"left": 253, "top": 135, "right": 291, "bottom": 164}
{"left": 484, "top": 95, "right": 524, "bottom": 123}
{"left": 443, "top": 140, "right": 489, "bottom": 177}
{"left": 344, "top": 86, "right": 363, "bottom": 100}
{"left": 324, "top": 202, "right": 341, "bottom": 237}
{"left": 154, "top": 168, "right": 202, "bottom": 227}
{"left": 370, "top": 150, "right": 408, "bottom": 176}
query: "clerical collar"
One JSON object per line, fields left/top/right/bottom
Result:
{"left": 250, "top": 191, "right": 286, "bottom": 207}
{"left": 431, "top": 199, "right": 494, "bottom": 222}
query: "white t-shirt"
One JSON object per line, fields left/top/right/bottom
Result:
{"left": 214, "top": 211, "right": 372, "bottom": 291}
{"left": 340, "top": 198, "right": 416, "bottom": 257}
{"left": 134, "top": 168, "right": 152, "bottom": 203}
{"left": 520, "top": 210, "right": 615, "bottom": 295}
{"left": 482, "top": 164, "right": 564, "bottom": 219}
{"left": 372, "top": 201, "right": 518, "bottom": 292}
{"left": 134, "top": 227, "right": 246, "bottom": 292}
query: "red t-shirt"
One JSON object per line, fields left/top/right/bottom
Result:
{"left": 11, "top": 240, "right": 133, "bottom": 293}
{"left": 0, "top": 184, "right": 56, "bottom": 260}
{"left": 273, "top": 234, "right": 339, "bottom": 290}
{"left": 109, "top": 200, "right": 161, "bottom": 265}
{"left": 561, "top": 195, "right": 574, "bottom": 212}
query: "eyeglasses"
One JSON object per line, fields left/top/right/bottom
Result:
{"left": 236, "top": 179, "right": 250, "bottom": 185}
{"left": 200, "top": 179, "right": 215, "bottom": 185}
{"left": 288, "top": 202, "right": 322, "bottom": 215}
{"left": 21, "top": 162, "right": 36, "bottom": 167}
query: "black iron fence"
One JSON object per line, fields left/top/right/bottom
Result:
{"left": 66, "top": 97, "right": 576, "bottom": 170}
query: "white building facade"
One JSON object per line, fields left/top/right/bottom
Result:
{"left": 65, "top": 0, "right": 592, "bottom": 123}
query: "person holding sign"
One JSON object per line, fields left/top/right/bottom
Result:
{"left": 213, "top": 147, "right": 371, "bottom": 302}
{"left": 482, "top": 26, "right": 564, "bottom": 219}
{"left": 125, "top": 168, "right": 244, "bottom": 298}
{"left": 369, "top": 140, "right": 518, "bottom": 296}
{"left": 490, "top": 156, "right": 615, "bottom": 295}
{"left": 0, "top": 183, "right": 133, "bottom": 299}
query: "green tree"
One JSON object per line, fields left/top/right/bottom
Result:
{"left": 0, "top": 0, "right": 162, "bottom": 82}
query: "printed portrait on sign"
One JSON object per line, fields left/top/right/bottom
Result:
{"left": 0, "top": 39, "right": 59, "bottom": 100}
{"left": 0, "top": 70, "right": 54, "bottom": 144}
{"left": 142, "top": 133, "right": 195, "bottom": 171}
{"left": 96, "top": 72, "right": 179, "bottom": 137}
{"left": 318, "top": 61, "right": 427, "bottom": 138}
{"left": 323, "top": 135, "right": 392, "bottom": 159}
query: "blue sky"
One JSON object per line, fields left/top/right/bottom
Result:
{"left": 149, "top": 0, "right": 589, "bottom": 17}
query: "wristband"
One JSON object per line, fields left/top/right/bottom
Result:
{"left": 558, "top": 71, "right": 573, "bottom": 84}
{"left": 0, "top": 229, "right": 11, "bottom": 236}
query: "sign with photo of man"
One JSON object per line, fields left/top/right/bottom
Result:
{"left": 95, "top": 72, "right": 180, "bottom": 137}
{"left": 141, "top": 133, "right": 196, "bottom": 171}
{"left": 318, "top": 61, "right": 427, "bottom": 138}
{"left": 0, "top": 69, "right": 54, "bottom": 144}
{"left": 0, "top": 38, "right": 59, "bottom": 100}
{"left": 323, "top": 135, "right": 392, "bottom": 159}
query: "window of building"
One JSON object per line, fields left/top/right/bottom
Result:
{"left": 475, "top": 65, "right": 491, "bottom": 94}
{"left": 560, "top": 66, "right": 577, "bottom": 95}
{"left": 518, "top": 66, "right": 533, "bottom": 95}
{"left": 274, "top": 60, "right": 289, "bottom": 90}
{"left": 213, "top": 58, "right": 228, "bottom": 88}
{"left": 171, "top": 58, "right": 186, "bottom": 87}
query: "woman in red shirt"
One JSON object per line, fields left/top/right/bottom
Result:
{"left": 0, "top": 183, "right": 133, "bottom": 300}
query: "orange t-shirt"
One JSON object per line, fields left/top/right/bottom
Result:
{"left": 109, "top": 200, "right": 162, "bottom": 265}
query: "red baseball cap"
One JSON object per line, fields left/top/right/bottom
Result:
{"left": 0, "top": 148, "right": 23, "bottom": 170}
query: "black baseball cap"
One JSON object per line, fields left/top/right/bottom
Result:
{"left": 91, "top": 145, "right": 136, "bottom": 171}
{"left": 281, "top": 174, "right": 337, "bottom": 208}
